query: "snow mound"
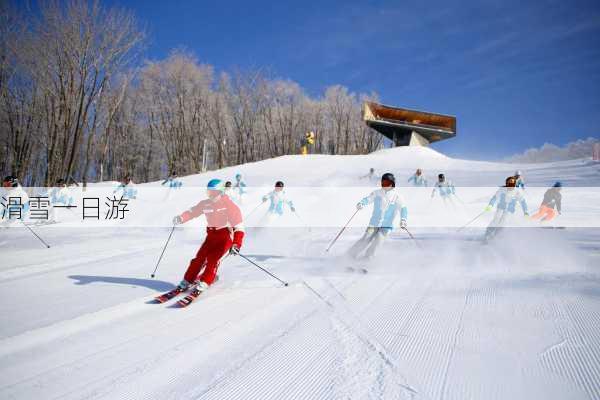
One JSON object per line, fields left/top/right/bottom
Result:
{"left": 154, "top": 145, "right": 599, "bottom": 188}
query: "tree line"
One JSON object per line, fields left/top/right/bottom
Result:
{"left": 1, "top": 0, "right": 383, "bottom": 186}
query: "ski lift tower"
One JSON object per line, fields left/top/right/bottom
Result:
{"left": 363, "top": 101, "right": 456, "bottom": 146}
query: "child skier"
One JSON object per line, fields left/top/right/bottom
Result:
{"left": 224, "top": 181, "right": 234, "bottom": 196}
{"left": 171, "top": 179, "right": 245, "bottom": 294}
{"left": 362, "top": 168, "right": 376, "bottom": 181}
{"left": 162, "top": 171, "right": 183, "bottom": 200}
{"left": 113, "top": 175, "right": 138, "bottom": 199}
{"left": 408, "top": 169, "right": 428, "bottom": 187}
{"left": 431, "top": 173, "right": 455, "bottom": 197}
{"left": 48, "top": 179, "right": 75, "bottom": 223}
{"left": 261, "top": 181, "right": 295, "bottom": 221}
{"left": 161, "top": 172, "right": 183, "bottom": 188}
{"left": 50, "top": 179, "right": 74, "bottom": 205}
{"left": 1, "top": 176, "right": 29, "bottom": 225}
{"left": 531, "top": 182, "right": 562, "bottom": 222}
{"left": 233, "top": 173, "right": 247, "bottom": 202}
{"left": 348, "top": 173, "right": 408, "bottom": 260}
{"left": 514, "top": 170, "right": 525, "bottom": 189}
{"left": 431, "top": 173, "right": 456, "bottom": 204}
{"left": 482, "top": 176, "right": 529, "bottom": 243}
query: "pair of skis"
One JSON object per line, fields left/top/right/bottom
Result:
{"left": 346, "top": 266, "right": 369, "bottom": 274}
{"left": 153, "top": 285, "right": 205, "bottom": 307}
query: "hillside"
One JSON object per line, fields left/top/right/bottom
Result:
{"left": 1, "top": 148, "right": 599, "bottom": 400}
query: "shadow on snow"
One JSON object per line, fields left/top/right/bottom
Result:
{"left": 68, "top": 275, "right": 175, "bottom": 292}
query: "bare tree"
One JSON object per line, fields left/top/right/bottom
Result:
{"left": 0, "top": 2, "right": 43, "bottom": 184}
{"left": 258, "top": 79, "right": 308, "bottom": 157}
{"left": 139, "top": 50, "right": 213, "bottom": 176}
{"left": 222, "top": 69, "right": 270, "bottom": 164}
{"left": 201, "top": 75, "right": 232, "bottom": 169}
{"left": 20, "top": 0, "right": 144, "bottom": 185}
{"left": 1, "top": 1, "right": 385, "bottom": 185}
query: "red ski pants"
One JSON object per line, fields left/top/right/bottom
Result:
{"left": 183, "top": 228, "right": 232, "bottom": 285}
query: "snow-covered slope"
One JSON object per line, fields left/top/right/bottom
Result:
{"left": 1, "top": 148, "right": 599, "bottom": 400}
{"left": 156, "top": 146, "right": 600, "bottom": 188}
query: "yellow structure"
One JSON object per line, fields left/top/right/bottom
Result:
{"left": 301, "top": 131, "right": 315, "bottom": 155}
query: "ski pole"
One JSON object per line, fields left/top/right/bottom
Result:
{"left": 151, "top": 224, "right": 176, "bottom": 278}
{"left": 245, "top": 202, "right": 265, "bottom": 220}
{"left": 325, "top": 208, "right": 360, "bottom": 252}
{"left": 238, "top": 253, "right": 289, "bottom": 286}
{"left": 453, "top": 193, "right": 465, "bottom": 204}
{"left": 20, "top": 221, "right": 51, "bottom": 248}
{"left": 456, "top": 210, "right": 486, "bottom": 232}
{"left": 293, "top": 210, "right": 311, "bottom": 232}
{"left": 401, "top": 227, "right": 422, "bottom": 249}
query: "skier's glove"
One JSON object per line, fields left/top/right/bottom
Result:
{"left": 484, "top": 205, "right": 492, "bottom": 212}
{"left": 524, "top": 212, "right": 529, "bottom": 217}
{"left": 290, "top": 206, "right": 296, "bottom": 212}
{"left": 229, "top": 244, "right": 240, "bottom": 256}
{"left": 262, "top": 197, "right": 268, "bottom": 203}
{"left": 172, "top": 215, "right": 183, "bottom": 225}
{"left": 356, "top": 202, "right": 364, "bottom": 210}
{"left": 400, "top": 219, "right": 407, "bottom": 229}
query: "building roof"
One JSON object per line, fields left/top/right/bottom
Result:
{"left": 363, "top": 101, "right": 456, "bottom": 145}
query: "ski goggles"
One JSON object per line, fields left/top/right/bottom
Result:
{"left": 206, "top": 189, "right": 222, "bottom": 199}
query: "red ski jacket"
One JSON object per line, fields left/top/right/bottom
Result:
{"left": 179, "top": 195, "right": 245, "bottom": 247}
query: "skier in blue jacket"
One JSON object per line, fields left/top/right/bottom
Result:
{"left": 514, "top": 170, "right": 525, "bottom": 189}
{"left": 408, "top": 169, "right": 428, "bottom": 187}
{"left": 47, "top": 178, "right": 75, "bottom": 223}
{"left": 161, "top": 172, "right": 183, "bottom": 189}
{"left": 483, "top": 176, "right": 529, "bottom": 243}
{"left": 50, "top": 179, "right": 74, "bottom": 205}
{"left": 348, "top": 173, "right": 408, "bottom": 260}
{"left": 431, "top": 173, "right": 455, "bottom": 198}
{"left": 161, "top": 171, "right": 183, "bottom": 200}
{"left": 113, "top": 175, "right": 137, "bottom": 199}
{"left": 262, "top": 181, "right": 295, "bottom": 216}
{"left": 233, "top": 173, "right": 247, "bottom": 203}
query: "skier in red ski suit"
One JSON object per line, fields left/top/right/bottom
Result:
{"left": 173, "top": 179, "right": 244, "bottom": 291}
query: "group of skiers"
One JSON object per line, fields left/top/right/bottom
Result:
{"left": 406, "top": 169, "right": 459, "bottom": 205}
{"left": 0, "top": 176, "right": 78, "bottom": 225}
{"left": 223, "top": 174, "right": 247, "bottom": 203}
{"left": 165, "top": 168, "right": 564, "bottom": 297}
{"left": 382, "top": 168, "right": 458, "bottom": 202}
{"left": 2, "top": 168, "right": 565, "bottom": 297}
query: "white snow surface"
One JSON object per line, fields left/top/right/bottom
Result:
{"left": 1, "top": 146, "right": 600, "bottom": 400}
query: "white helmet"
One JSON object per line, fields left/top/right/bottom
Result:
{"left": 514, "top": 170, "right": 522, "bottom": 176}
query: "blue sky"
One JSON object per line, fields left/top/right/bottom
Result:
{"left": 108, "top": 0, "right": 600, "bottom": 159}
